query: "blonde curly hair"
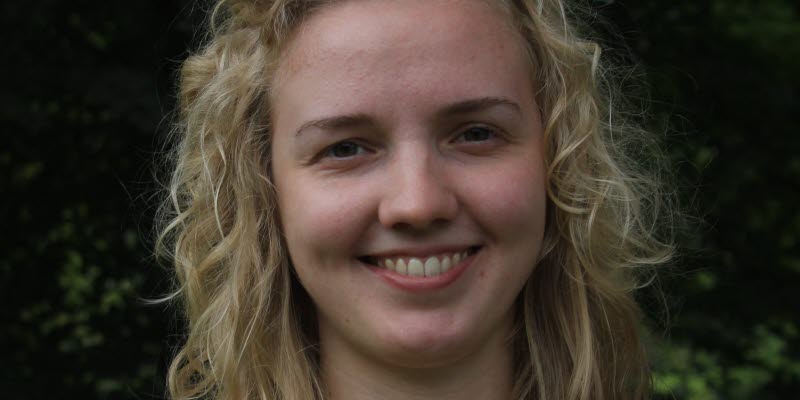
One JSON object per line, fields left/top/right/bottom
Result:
{"left": 156, "top": 0, "right": 677, "bottom": 399}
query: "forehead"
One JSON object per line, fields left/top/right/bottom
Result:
{"left": 272, "top": 0, "right": 532, "bottom": 115}
{"left": 283, "top": 1, "right": 516, "bottom": 58}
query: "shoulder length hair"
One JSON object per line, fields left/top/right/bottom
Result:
{"left": 156, "top": 0, "right": 677, "bottom": 399}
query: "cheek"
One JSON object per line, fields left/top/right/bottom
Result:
{"left": 277, "top": 175, "right": 376, "bottom": 262}
{"left": 465, "top": 160, "right": 547, "bottom": 239}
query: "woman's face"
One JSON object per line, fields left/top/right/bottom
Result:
{"left": 271, "top": 0, "right": 546, "bottom": 368}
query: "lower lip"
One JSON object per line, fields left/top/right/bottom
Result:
{"left": 364, "top": 249, "right": 479, "bottom": 293}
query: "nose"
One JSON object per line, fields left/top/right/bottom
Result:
{"left": 378, "top": 147, "right": 459, "bottom": 231}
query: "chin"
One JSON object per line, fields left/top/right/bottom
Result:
{"left": 368, "top": 318, "right": 487, "bottom": 369}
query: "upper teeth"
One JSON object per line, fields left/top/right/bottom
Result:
{"left": 378, "top": 251, "right": 469, "bottom": 277}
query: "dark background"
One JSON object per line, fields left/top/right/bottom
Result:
{"left": 2, "top": 0, "right": 798, "bottom": 399}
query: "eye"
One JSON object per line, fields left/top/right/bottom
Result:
{"left": 323, "top": 140, "right": 368, "bottom": 159}
{"left": 455, "top": 125, "right": 498, "bottom": 143}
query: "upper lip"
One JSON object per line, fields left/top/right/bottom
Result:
{"left": 360, "top": 244, "right": 479, "bottom": 259}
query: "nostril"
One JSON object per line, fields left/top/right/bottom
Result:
{"left": 390, "top": 218, "right": 451, "bottom": 233}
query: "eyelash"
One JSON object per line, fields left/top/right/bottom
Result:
{"left": 453, "top": 125, "right": 499, "bottom": 144}
{"left": 321, "top": 140, "right": 370, "bottom": 160}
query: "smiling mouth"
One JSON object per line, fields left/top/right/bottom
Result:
{"left": 358, "top": 246, "right": 481, "bottom": 278}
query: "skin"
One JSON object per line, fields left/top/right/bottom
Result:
{"left": 270, "top": 1, "right": 547, "bottom": 399}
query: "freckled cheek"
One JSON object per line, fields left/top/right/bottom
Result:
{"left": 465, "top": 165, "right": 547, "bottom": 241}
{"left": 278, "top": 178, "right": 376, "bottom": 262}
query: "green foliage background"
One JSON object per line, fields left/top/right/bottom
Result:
{"left": 2, "top": 0, "right": 798, "bottom": 399}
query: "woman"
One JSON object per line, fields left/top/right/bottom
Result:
{"left": 157, "top": 0, "right": 676, "bottom": 399}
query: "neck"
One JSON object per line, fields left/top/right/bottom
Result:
{"left": 319, "top": 315, "right": 516, "bottom": 400}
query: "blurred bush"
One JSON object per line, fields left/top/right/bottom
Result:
{"left": 621, "top": 1, "right": 800, "bottom": 399}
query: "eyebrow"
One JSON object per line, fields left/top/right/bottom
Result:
{"left": 295, "top": 96, "right": 521, "bottom": 136}
{"left": 296, "top": 114, "right": 373, "bottom": 137}
{"left": 436, "top": 96, "right": 521, "bottom": 119}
